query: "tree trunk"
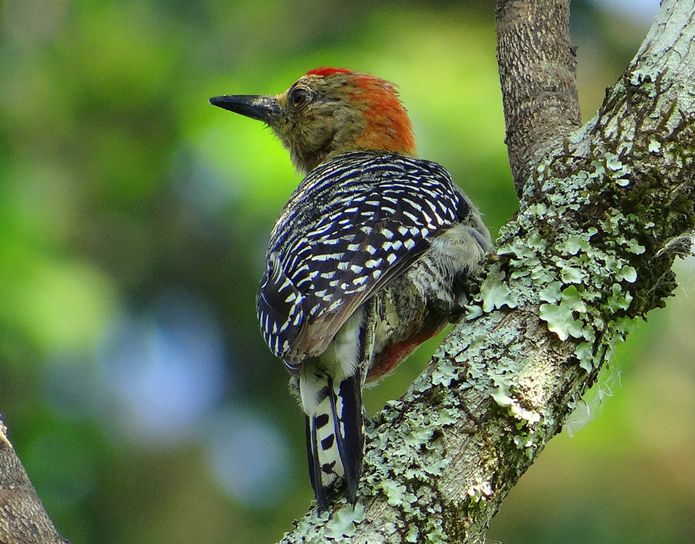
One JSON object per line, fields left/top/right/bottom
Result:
{"left": 280, "top": 1, "right": 695, "bottom": 542}
{"left": 0, "top": 421, "right": 68, "bottom": 544}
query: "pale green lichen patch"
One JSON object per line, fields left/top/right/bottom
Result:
{"left": 648, "top": 139, "right": 662, "bottom": 153}
{"left": 560, "top": 229, "right": 597, "bottom": 255}
{"left": 509, "top": 401, "right": 542, "bottom": 427}
{"left": 429, "top": 357, "right": 460, "bottom": 388}
{"left": 618, "top": 265, "right": 637, "bottom": 283}
{"left": 607, "top": 283, "right": 633, "bottom": 311}
{"left": 465, "top": 480, "right": 493, "bottom": 502}
{"left": 490, "top": 383, "right": 513, "bottom": 408}
{"left": 491, "top": 374, "right": 542, "bottom": 430}
{"left": 489, "top": 372, "right": 513, "bottom": 403}
{"left": 625, "top": 238, "right": 646, "bottom": 254}
{"left": 539, "top": 283, "right": 562, "bottom": 303}
{"left": 513, "top": 433, "right": 535, "bottom": 455}
{"left": 355, "top": 366, "right": 463, "bottom": 540}
{"left": 324, "top": 503, "right": 366, "bottom": 540}
{"left": 282, "top": 507, "right": 331, "bottom": 543}
{"left": 480, "top": 264, "right": 518, "bottom": 311}
{"left": 405, "top": 526, "right": 420, "bottom": 543}
{"left": 605, "top": 152, "right": 631, "bottom": 186}
{"left": 490, "top": 141, "right": 650, "bottom": 379}
{"left": 575, "top": 341, "right": 595, "bottom": 372}
{"left": 559, "top": 263, "right": 586, "bottom": 284}
{"left": 381, "top": 481, "right": 417, "bottom": 507}
{"left": 423, "top": 516, "right": 447, "bottom": 543}
{"left": 539, "top": 300, "right": 585, "bottom": 342}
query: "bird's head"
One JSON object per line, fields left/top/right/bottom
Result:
{"left": 210, "top": 68, "right": 415, "bottom": 173}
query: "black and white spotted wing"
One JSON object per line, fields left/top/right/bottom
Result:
{"left": 257, "top": 151, "right": 473, "bottom": 365}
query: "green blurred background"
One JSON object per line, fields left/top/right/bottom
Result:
{"left": 1, "top": 1, "right": 692, "bottom": 542}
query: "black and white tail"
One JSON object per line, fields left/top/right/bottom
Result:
{"left": 301, "top": 367, "right": 364, "bottom": 511}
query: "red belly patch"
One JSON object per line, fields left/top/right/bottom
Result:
{"left": 367, "top": 325, "right": 443, "bottom": 382}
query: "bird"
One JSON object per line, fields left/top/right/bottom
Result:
{"left": 210, "top": 67, "right": 491, "bottom": 511}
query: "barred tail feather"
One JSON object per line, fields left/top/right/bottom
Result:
{"left": 331, "top": 372, "right": 364, "bottom": 503}
{"left": 304, "top": 370, "right": 364, "bottom": 510}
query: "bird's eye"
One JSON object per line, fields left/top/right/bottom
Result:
{"left": 289, "top": 86, "right": 312, "bottom": 109}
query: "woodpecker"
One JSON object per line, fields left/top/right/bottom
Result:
{"left": 210, "top": 68, "right": 491, "bottom": 511}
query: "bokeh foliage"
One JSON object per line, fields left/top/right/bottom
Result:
{"left": 0, "top": 1, "right": 692, "bottom": 542}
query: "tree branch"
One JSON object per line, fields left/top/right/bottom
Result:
{"left": 0, "top": 420, "right": 67, "bottom": 544}
{"left": 281, "top": 1, "right": 695, "bottom": 542}
{"left": 496, "top": 0, "right": 581, "bottom": 193}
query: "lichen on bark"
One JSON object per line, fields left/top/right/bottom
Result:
{"left": 280, "top": 1, "right": 695, "bottom": 542}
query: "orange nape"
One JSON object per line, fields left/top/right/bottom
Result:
{"left": 305, "top": 67, "right": 416, "bottom": 157}
{"left": 350, "top": 73, "right": 416, "bottom": 157}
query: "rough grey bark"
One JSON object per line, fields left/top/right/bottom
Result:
{"left": 0, "top": 420, "right": 67, "bottom": 544}
{"left": 280, "top": 1, "right": 695, "bottom": 542}
{"left": 496, "top": 0, "right": 582, "bottom": 192}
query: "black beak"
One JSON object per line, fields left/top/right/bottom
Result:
{"left": 209, "top": 94, "right": 281, "bottom": 125}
